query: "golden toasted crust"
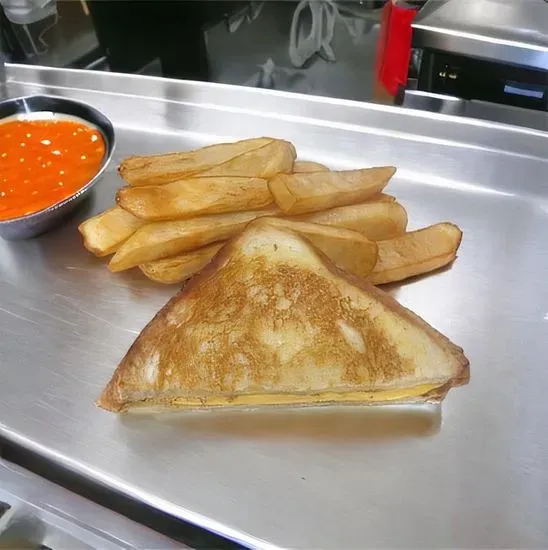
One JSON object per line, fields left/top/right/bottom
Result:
{"left": 97, "top": 224, "right": 469, "bottom": 412}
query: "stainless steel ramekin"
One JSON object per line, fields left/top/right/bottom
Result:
{"left": 0, "top": 94, "right": 115, "bottom": 240}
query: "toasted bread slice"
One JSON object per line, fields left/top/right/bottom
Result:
{"left": 97, "top": 222, "right": 469, "bottom": 412}
{"left": 256, "top": 217, "right": 378, "bottom": 278}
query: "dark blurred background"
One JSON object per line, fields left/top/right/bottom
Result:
{"left": 0, "top": 0, "right": 394, "bottom": 102}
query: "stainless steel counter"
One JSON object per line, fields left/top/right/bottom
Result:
{"left": 413, "top": 0, "right": 548, "bottom": 70}
{"left": 402, "top": 89, "right": 548, "bottom": 132}
{"left": 1, "top": 64, "right": 548, "bottom": 549}
{"left": 0, "top": 457, "right": 183, "bottom": 549}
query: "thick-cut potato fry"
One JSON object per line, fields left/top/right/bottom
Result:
{"left": 108, "top": 206, "right": 280, "bottom": 272}
{"left": 116, "top": 177, "right": 272, "bottom": 221}
{"left": 268, "top": 167, "right": 396, "bottom": 214}
{"left": 85, "top": 135, "right": 465, "bottom": 288}
{"left": 369, "top": 223, "right": 463, "bottom": 285}
{"left": 118, "top": 137, "right": 295, "bottom": 186}
{"left": 140, "top": 243, "right": 224, "bottom": 284}
{"left": 367, "top": 193, "right": 395, "bottom": 203}
{"left": 140, "top": 216, "right": 380, "bottom": 284}
{"left": 293, "top": 161, "right": 329, "bottom": 173}
{"left": 78, "top": 206, "right": 145, "bottom": 257}
{"left": 199, "top": 139, "right": 296, "bottom": 179}
{"left": 254, "top": 217, "right": 378, "bottom": 278}
{"left": 118, "top": 137, "right": 271, "bottom": 186}
{"left": 293, "top": 201, "right": 407, "bottom": 241}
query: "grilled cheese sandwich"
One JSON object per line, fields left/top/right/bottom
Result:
{"left": 97, "top": 221, "right": 469, "bottom": 413}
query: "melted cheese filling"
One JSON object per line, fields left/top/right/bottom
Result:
{"left": 171, "top": 384, "right": 439, "bottom": 408}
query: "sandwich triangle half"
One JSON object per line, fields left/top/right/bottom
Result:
{"left": 97, "top": 221, "right": 469, "bottom": 412}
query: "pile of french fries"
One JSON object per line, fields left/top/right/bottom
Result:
{"left": 78, "top": 137, "right": 462, "bottom": 286}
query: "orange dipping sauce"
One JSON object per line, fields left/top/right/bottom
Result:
{"left": 0, "top": 118, "right": 105, "bottom": 220}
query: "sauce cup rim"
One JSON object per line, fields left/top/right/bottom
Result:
{"left": 0, "top": 94, "right": 115, "bottom": 227}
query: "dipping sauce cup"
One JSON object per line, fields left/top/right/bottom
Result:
{"left": 0, "top": 95, "right": 115, "bottom": 239}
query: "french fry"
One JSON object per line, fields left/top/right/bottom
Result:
{"left": 118, "top": 137, "right": 295, "bottom": 186}
{"left": 108, "top": 207, "right": 281, "bottom": 272}
{"left": 140, "top": 243, "right": 224, "bottom": 284}
{"left": 367, "top": 193, "right": 395, "bottom": 203}
{"left": 200, "top": 139, "right": 296, "bottom": 178}
{"left": 139, "top": 216, "right": 380, "bottom": 284}
{"left": 268, "top": 167, "right": 396, "bottom": 214}
{"left": 78, "top": 206, "right": 145, "bottom": 257}
{"left": 255, "top": 217, "right": 378, "bottom": 278}
{"left": 293, "top": 161, "right": 329, "bottom": 173}
{"left": 82, "top": 136, "right": 465, "bottom": 289}
{"left": 118, "top": 137, "right": 271, "bottom": 186}
{"left": 116, "top": 177, "right": 273, "bottom": 221}
{"left": 368, "top": 223, "right": 463, "bottom": 285}
{"left": 293, "top": 201, "right": 407, "bottom": 241}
